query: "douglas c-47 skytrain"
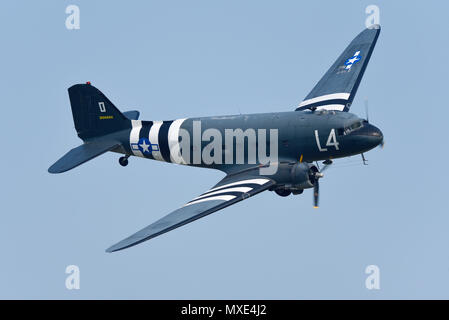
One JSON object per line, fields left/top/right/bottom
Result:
{"left": 49, "top": 25, "right": 383, "bottom": 252}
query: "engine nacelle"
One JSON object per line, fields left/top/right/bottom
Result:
{"left": 272, "top": 162, "right": 319, "bottom": 196}
{"left": 290, "top": 162, "right": 318, "bottom": 190}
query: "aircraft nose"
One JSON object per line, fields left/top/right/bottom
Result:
{"left": 363, "top": 123, "right": 383, "bottom": 137}
{"left": 352, "top": 123, "right": 384, "bottom": 148}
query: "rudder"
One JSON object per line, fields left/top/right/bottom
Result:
{"left": 68, "top": 83, "right": 130, "bottom": 140}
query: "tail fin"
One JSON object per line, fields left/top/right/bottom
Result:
{"left": 296, "top": 25, "right": 380, "bottom": 112}
{"left": 68, "top": 83, "right": 130, "bottom": 140}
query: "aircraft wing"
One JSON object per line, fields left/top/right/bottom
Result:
{"left": 106, "top": 172, "right": 275, "bottom": 252}
{"left": 296, "top": 25, "right": 380, "bottom": 112}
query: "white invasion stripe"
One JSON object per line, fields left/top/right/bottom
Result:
{"left": 168, "top": 118, "right": 187, "bottom": 164}
{"left": 183, "top": 195, "right": 236, "bottom": 207}
{"left": 149, "top": 120, "right": 164, "bottom": 161}
{"left": 130, "top": 120, "right": 143, "bottom": 157}
{"left": 315, "top": 104, "right": 346, "bottom": 111}
{"left": 191, "top": 187, "right": 253, "bottom": 202}
{"left": 207, "top": 178, "right": 270, "bottom": 194}
{"left": 298, "top": 93, "right": 350, "bottom": 108}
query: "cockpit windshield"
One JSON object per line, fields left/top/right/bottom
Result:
{"left": 337, "top": 120, "right": 364, "bottom": 136}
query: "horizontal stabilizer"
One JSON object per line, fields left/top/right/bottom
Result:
{"left": 123, "top": 110, "right": 140, "bottom": 120}
{"left": 48, "top": 140, "right": 120, "bottom": 174}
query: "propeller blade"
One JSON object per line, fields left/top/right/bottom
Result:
{"left": 364, "top": 98, "right": 370, "bottom": 123}
{"left": 313, "top": 180, "right": 319, "bottom": 208}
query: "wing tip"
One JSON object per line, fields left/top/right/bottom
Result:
{"left": 106, "top": 238, "right": 142, "bottom": 253}
{"left": 48, "top": 163, "right": 65, "bottom": 174}
{"left": 105, "top": 245, "right": 123, "bottom": 253}
{"left": 105, "top": 242, "right": 129, "bottom": 253}
{"left": 48, "top": 167, "right": 58, "bottom": 174}
{"left": 105, "top": 247, "right": 117, "bottom": 253}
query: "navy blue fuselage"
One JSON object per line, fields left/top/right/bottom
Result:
{"left": 116, "top": 110, "right": 383, "bottom": 173}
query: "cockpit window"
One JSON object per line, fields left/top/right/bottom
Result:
{"left": 337, "top": 120, "right": 363, "bottom": 136}
{"left": 350, "top": 121, "right": 362, "bottom": 130}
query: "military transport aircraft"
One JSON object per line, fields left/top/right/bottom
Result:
{"left": 49, "top": 25, "right": 383, "bottom": 252}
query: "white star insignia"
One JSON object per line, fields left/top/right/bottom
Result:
{"left": 139, "top": 141, "right": 150, "bottom": 153}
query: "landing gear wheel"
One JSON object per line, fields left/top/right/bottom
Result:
{"left": 119, "top": 156, "right": 129, "bottom": 167}
{"left": 275, "top": 189, "right": 291, "bottom": 197}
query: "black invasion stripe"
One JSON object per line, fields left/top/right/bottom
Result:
{"left": 139, "top": 121, "right": 153, "bottom": 159}
{"left": 139, "top": 121, "right": 152, "bottom": 139}
{"left": 295, "top": 98, "right": 348, "bottom": 111}
{"left": 158, "top": 120, "right": 173, "bottom": 162}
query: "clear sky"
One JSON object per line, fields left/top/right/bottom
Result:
{"left": 1, "top": 1, "right": 448, "bottom": 299}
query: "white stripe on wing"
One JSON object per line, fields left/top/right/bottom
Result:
{"left": 191, "top": 187, "right": 253, "bottom": 202}
{"left": 206, "top": 178, "right": 271, "bottom": 194}
{"left": 183, "top": 195, "right": 236, "bottom": 207}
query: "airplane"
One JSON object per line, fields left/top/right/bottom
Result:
{"left": 49, "top": 25, "right": 383, "bottom": 252}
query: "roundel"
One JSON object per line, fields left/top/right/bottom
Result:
{"left": 137, "top": 137, "right": 152, "bottom": 154}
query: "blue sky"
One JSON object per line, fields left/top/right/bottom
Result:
{"left": 1, "top": 1, "right": 448, "bottom": 299}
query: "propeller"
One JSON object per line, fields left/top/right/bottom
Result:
{"left": 312, "top": 160, "right": 331, "bottom": 208}
{"left": 365, "top": 98, "right": 385, "bottom": 149}
{"left": 313, "top": 180, "right": 320, "bottom": 208}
